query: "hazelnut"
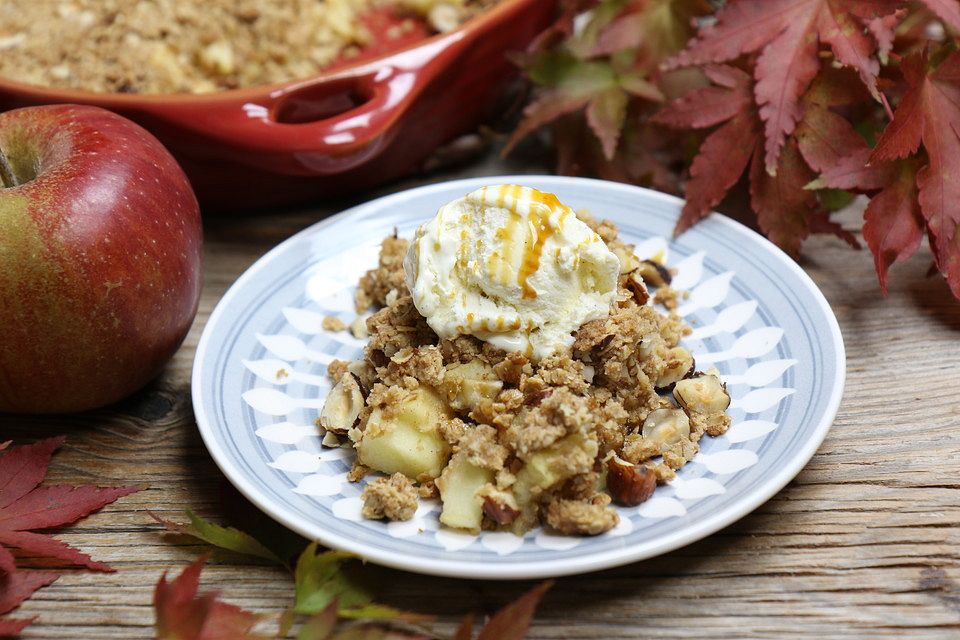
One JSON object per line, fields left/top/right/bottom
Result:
{"left": 346, "top": 361, "right": 375, "bottom": 395}
{"left": 606, "top": 457, "right": 657, "bottom": 506}
{"left": 625, "top": 272, "right": 650, "bottom": 305}
{"left": 636, "top": 260, "right": 672, "bottom": 288}
{"left": 349, "top": 316, "right": 369, "bottom": 339}
{"left": 482, "top": 494, "right": 520, "bottom": 525}
{"left": 321, "top": 431, "right": 341, "bottom": 448}
{"left": 655, "top": 347, "right": 695, "bottom": 390}
{"left": 319, "top": 373, "right": 364, "bottom": 434}
{"left": 616, "top": 247, "right": 641, "bottom": 274}
{"left": 641, "top": 408, "right": 691, "bottom": 447}
{"left": 674, "top": 373, "right": 730, "bottom": 414}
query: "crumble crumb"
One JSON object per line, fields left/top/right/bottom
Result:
{"left": 327, "top": 359, "right": 351, "bottom": 382}
{"left": 502, "top": 387, "right": 593, "bottom": 459}
{"left": 653, "top": 286, "right": 682, "bottom": 311}
{"left": 348, "top": 462, "right": 369, "bottom": 483}
{"left": 455, "top": 424, "right": 508, "bottom": 471}
{"left": 691, "top": 411, "right": 732, "bottom": 438}
{"left": 361, "top": 472, "right": 418, "bottom": 521}
{"left": 545, "top": 499, "right": 619, "bottom": 536}
{"left": 418, "top": 480, "right": 439, "bottom": 499}
{"left": 379, "top": 346, "right": 445, "bottom": 388}
{"left": 356, "top": 234, "right": 409, "bottom": 312}
{"left": 365, "top": 295, "right": 436, "bottom": 359}
{"left": 322, "top": 316, "right": 347, "bottom": 332}
{"left": 557, "top": 472, "right": 602, "bottom": 501}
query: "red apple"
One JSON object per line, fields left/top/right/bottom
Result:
{"left": 0, "top": 105, "right": 202, "bottom": 413}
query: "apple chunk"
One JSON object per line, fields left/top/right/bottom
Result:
{"left": 357, "top": 386, "right": 452, "bottom": 480}
{"left": 440, "top": 358, "right": 503, "bottom": 414}
{"left": 510, "top": 433, "right": 598, "bottom": 533}
{"left": 436, "top": 452, "right": 494, "bottom": 532}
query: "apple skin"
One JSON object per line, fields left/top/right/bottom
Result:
{"left": 0, "top": 105, "right": 202, "bottom": 413}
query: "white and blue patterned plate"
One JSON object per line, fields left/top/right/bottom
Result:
{"left": 193, "top": 176, "right": 845, "bottom": 580}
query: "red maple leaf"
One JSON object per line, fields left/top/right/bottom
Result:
{"left": 0, "top": 617, "right": 34, "bottom": 638}
{"left": 154, "top": 556, "right": 273, "bottom": 640}
{"left": 794, "top": 90, "right": 922, "bottom": 291}
{"left": 795, "top": 100, "right": 891, "bottom": 192}
{"left": 861, "top": 161, "right": 925, "bottom": 292}
{"left": 0, "top": 570, "right": 59, "bottom": 617}
{"left": 652, "top": 65, "right": 859, "bottom": 255}
{"left": 869, "top": 50, "right": 960, "bottom": 297}
{"left": 0, "top": 569, "right": 60, "bottom": 636}
{"left": 919, "top": 0, "right": 960, "bottom": 31}
{"left": 665, "top": 0, "right": 902, "bottom": 172}
{"left": 453, "top": 581, "right": 553, "bottom": 640}
{"left": 651, "top": 65, "right": 760, "bottom": 234}
{"left": 0, "top": 437, "right": 139, "bottom": 573}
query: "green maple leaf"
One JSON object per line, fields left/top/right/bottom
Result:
{"left": 292, "top": 543, "right": 429, "bottom": 624}
{"left": 507, "top": 0, "right": 709, "bottom": 161}
{"left": 294, "top": 544, "right": 372, "bottom": 615}
{"left": 151, "top": 510, "right": 284, "bottom": 565}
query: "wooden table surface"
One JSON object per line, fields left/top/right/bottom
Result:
{"left": 4, "top": 149, "right": 960, "bottom": 639}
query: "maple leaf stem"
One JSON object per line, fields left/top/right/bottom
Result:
{"left": 880, "top": 92, "right": 894, "bottom": 122}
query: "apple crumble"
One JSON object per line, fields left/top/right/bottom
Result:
{"left": 0, "top": 0, "right": 495, "bottom": 94}
{"left": 319, "top": 209, "right": 732, "bottom": 537}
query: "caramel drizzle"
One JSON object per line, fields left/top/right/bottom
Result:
{"left": 487, "top": 185, "right": 569, "bottom": 300}
{"left": 518, "top": 205, "right": 553, "bottom": 299}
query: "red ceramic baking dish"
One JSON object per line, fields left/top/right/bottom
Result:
{"left": 0, "top": 0, "right": 556, "bottom": 210}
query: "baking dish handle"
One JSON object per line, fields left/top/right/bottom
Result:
{"left": 186, "top": 35, "right": 464, "bottom": 175}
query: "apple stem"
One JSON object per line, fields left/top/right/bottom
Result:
{"left": 0, "top": 147, "right": 18, "bottom": 188}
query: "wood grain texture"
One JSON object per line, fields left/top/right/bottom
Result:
{"left": 2, "top": 152, "right": 959, "bottom": 639}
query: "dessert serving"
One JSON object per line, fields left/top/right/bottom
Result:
{"left": 194, "top": 174, "right": 842, "bottom": 576}
{"left": 0, "top": 0, "right": 496, "bottom": 94}
{"left": 319, "top": 185, "right": 732, "bottom": 536}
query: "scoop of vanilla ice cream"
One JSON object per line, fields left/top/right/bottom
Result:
{"left": 404, "top": 185, "right": 620, "bottom": 360}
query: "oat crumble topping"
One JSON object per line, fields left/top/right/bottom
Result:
{"left": 324, "top": 212, "right": 732, "bottom": 537}
{"left": 361, "top": 472, "right": 418, "bottom": 521}
{"left": 0, "top": 0, "right": 495, "bottom": 94}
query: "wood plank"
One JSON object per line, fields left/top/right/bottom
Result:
{"left": 2, "top": 165, "right": 959, "bottom": 638}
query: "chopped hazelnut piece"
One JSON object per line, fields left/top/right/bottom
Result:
{"left": 641, "top": 408, "right": 691, "bottom": 447}
{"left": 674, "top": 373, "right": 731, "bottom": 414}
{"left": 636, "top": 260, "right": 672, "bottom": 288}
{"left": 319, "top": 373, "right": 364, "bottom": 434}
{"left": 655, "top": 346, "right": 695, "bottom": 390}
{"left": 349, "top": 316, "right": 369, "bottom": 339}
{"left": 606, "top": 457, "right": 657, "bottom": 507}
{"left": 321, "top": 431, "right": 341, "bottom": 448}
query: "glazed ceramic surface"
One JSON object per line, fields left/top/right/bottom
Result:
{"left": 0, "top": 1, "right": 555, "bottom": 209}
{"left": 193, "top": 176, "right": 845, "bottom": 579}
